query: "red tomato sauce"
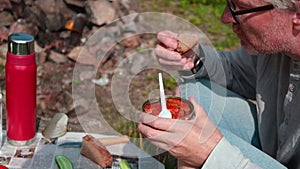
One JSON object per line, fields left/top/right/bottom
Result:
{"left": 143, "top": 97, "right": 193, "bottom": 119}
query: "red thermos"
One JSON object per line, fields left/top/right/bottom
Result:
{"left": 6, "top": 33, "right": 36, "bottom": 146}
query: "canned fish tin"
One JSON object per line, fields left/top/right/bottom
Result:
{"left": 142, "top": 96, "right": 194, "bottom": 120}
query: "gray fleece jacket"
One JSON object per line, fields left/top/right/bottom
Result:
{"left": 188, "top": 45, "right": 300, "bottom": 168}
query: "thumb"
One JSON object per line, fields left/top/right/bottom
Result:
{"left": 189, "top": 97, "right": 206, "bottom": 120}
{"left": 157, "top": 31, "right": 178, "bottom": 50}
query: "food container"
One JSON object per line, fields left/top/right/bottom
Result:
{"left": 142, "top": 96, "right": 194, "bottom": 120}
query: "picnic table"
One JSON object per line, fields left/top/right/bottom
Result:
{"left": 0, "top": 132, "right": 165, "bottom": 169}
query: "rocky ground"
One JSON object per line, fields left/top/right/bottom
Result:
{"left": 0, "top": 0, "right": 136, "bottom": 131}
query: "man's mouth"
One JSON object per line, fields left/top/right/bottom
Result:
{"left": 232, "top": 25, "right": 242, "bottom": 37}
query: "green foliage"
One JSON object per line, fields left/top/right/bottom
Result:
{"left": 177, "top": 0, "right": 239, "bottom": 49}
{"left": 163, "top": 77, "right": 177, "bottom": 91}
{"left": 0, "top": 64, "right": 4, "bottom": 74}
{"left": 72, "top": 79, "right": 81, "bottom": 85}
{"left": 179, "top": 0, "right": 226, "bottom": 6}
{"left": 146, "top": 72, "right": 157, "bottom": 81}
{"left": 137, "top": 0, "right": 239, "bottom": 50}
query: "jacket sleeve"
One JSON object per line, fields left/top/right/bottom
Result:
{"left": 202, "top": 137, "right": 262, "bottom": 169}
{"left": 181, "top": 45, "right": 258, "bottom": 99}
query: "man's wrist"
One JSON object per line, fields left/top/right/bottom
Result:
{"left": 178, "top": 44, "right": 206, "bottom": 80}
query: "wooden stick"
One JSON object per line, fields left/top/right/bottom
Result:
{"left": 98, "top": 136, "right": 130, "bottom": 146}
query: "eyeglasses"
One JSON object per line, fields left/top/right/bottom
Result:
{"left": 226, "top": 0, "right": 274, "bottom": 24}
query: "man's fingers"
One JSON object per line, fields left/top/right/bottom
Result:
{"left": 157, "top": 58, "right": 188, "bottom": 66}
{"left": 157, "top": 64, "right": 194, "bottom": 71}
{"left": 182, "top": 62, "right": 195, "bottom": 70}
{"left": 156, "top": 52, "right": 195, "bottom": 70}
{"left": 157, "top": 31, "right": 178, "bottom": 49}
{"left": 139, "top": 113, "right": 177, "bottom": 131}
{"left": 146, "top": 139, "right": 174, "bottom": 151}
{"left": 155, "top": 45, "right": 182, "bottom": 61}
{"left": 138, "top": 123, "right": 186, "bottom": 150}
{"left": 138, "top": 123, "right": 167, "bottom": 138}
{"left": 139, "top": 113, "right": 195, "bottom": 137}
{"left": 157, "top": 61, "right": 194, "bottom": 70}
{"left": 155, "top": 44, "right": 196, "bottom": 70}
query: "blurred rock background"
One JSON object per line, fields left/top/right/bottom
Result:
{"left": 0, "top": 0, "right": 146, "bottom": 132}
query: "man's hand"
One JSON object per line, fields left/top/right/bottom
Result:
{"left": 155, "top": 31, "right": 197, "bottom": 70}
{"left": 138, "top": 97, "right": 223, "bottom": 167}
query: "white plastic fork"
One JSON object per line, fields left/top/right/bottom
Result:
{"left": 111, "top": 161, "right": 120, "bottom": 169}
{"left": 158, "top": 73, "right": 172, "bottom": 118}
{"left": 104, "top": 161, "right": 119, "bottom": 169}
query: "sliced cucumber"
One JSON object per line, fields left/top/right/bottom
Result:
{"left": 55, "top": 155, "right": 74, "bottom": 169}
{"left": 120, "top": 160, "right": 131, "bottom": 169}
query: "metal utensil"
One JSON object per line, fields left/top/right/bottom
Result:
{"left": 111, "top": 161, "right": 120, "bottom": 169}
{"left": 158, "top": 73, "right": 172, "bottom": 118}
{"left": 42, "top": 113, "right": 68, "bottom": 141}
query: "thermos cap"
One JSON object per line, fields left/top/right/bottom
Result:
{"left": 8, "top": 33, "right": 34, "bottom": 56}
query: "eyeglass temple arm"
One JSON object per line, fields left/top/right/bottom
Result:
{"left": 235, "top": 5, "right": 274, "bottom": 16}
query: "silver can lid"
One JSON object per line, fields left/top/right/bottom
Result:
{"left": 8, "top": 33, "right": 34, "bottom": 55}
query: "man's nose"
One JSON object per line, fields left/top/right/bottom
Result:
{"left": 221, "top": 6, "right": 236, "bottom": 24}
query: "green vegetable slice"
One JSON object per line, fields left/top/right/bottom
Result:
{"left": 55, "top": 155, "right": 74, "bottom": 169}
{"left": 120, "top": 160, "right": 131, "bottom": 169}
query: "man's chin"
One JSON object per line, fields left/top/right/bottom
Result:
{"left": 241, "top": 40, "right": 259, "bottom": 55}
{"left": 243, "top": 46, "right": 259, "bottom": 55}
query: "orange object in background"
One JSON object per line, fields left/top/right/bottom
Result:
{"left": 65, "top": 20, "right": 76, "bottom": 31}
{"left": 65, "top": 14, "right": 87, "bottom": 33}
